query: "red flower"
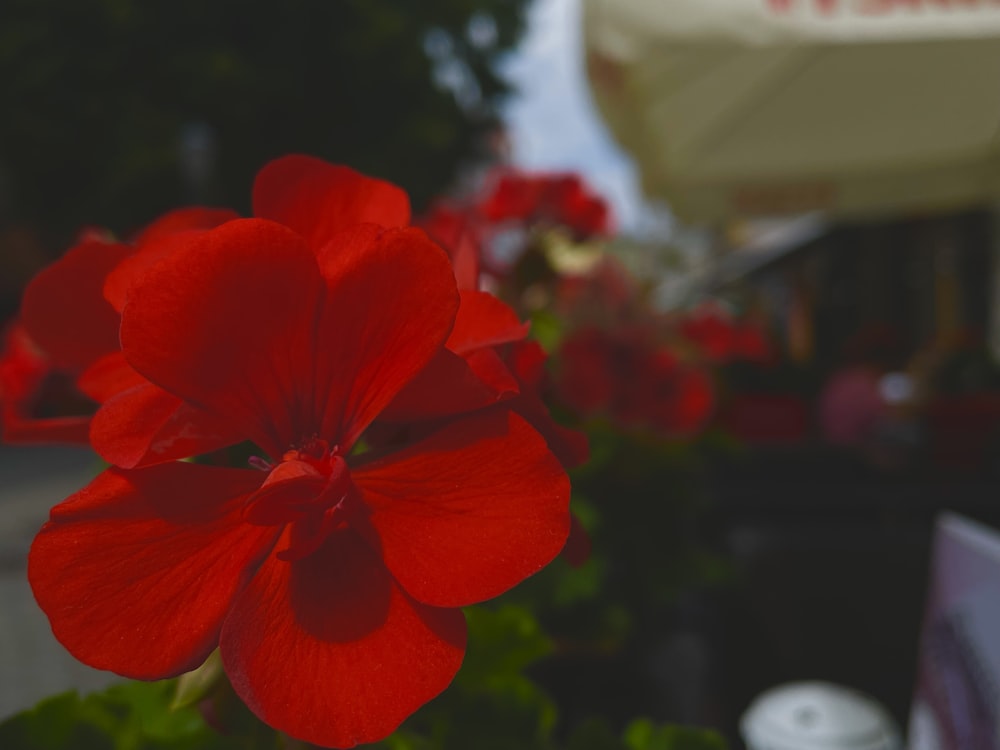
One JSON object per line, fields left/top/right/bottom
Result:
{"left": 380, "top": 287, "right": 530, "bottom": 422}
{"left": 557, "top": 326, "right": 713, "bottom": 438}
{"left": 622, "top": 348, "right": 714, "bottom": 436}
{"left": 479, "top": 171, "right": 613, "bottom": 239}
{"left": 89, "top": 156, "right": 412, "bottom": 469}
{"left": 419, "top": 200, "right": 481, "bottom": 291}
{"left": 556, "top": 327, "right": 622, "bottom": 416}
{"left": 678, "top": 303, "right": 773, "bottom": 365}
{"left": 30, "top": 165, "right": 570, "bottom": 748}
{"left": 553, "top": 257, "right": 639, "bottom": 328}
{"left": 0, "top": 322, "right": 92, "bottom": 442}
{"left": 0, "top": 208, "right": 239, "bottom": 446}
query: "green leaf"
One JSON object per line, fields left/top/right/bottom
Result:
{"left": 457, "top": 605, "right": 553, "bottom": 689}
{"left": 566, "top": 718, "right": 627, "bottom": 750}
{"left": 623, "top": 719, "right": 728, "bottom": 750}
{"left": 529, "top": 309, "right": 564, "bottom": 352}
{"left": 0, "top": 692, "right": 114, "bottom": 750}
{"left": 0, "top": 680, "right": 251, "bottom": 750}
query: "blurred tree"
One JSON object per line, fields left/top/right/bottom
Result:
{"left": 0, "top": 0, "right": 525, "bottom": 248}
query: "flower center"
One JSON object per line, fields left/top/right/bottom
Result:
{"left": 243, "top": 438, "right": 357, "bottom": 561}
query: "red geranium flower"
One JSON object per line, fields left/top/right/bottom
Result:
{"left": 30, "top": 176, "right": 570, "bottom": 748}
{"left": 0, "top": 209, "right": 239, "bottom": 446}
{"left": 89, "top": 156, "right": 418, "bottom": 469}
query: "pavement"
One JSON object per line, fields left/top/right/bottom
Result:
{"left": 0, "top": 444, "right": 119, "bottom": 721}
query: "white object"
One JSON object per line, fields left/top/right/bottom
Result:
{"left": 583, "top": 0, "right": 1000, "bottom": 223}
{"left": 909, "top": 513, "right": 1000, "bottom": 750}
{"left": 740, "top": 681, "right": 902, "bottom": 750}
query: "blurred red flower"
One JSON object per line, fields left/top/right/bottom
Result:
{"left": 0, "top": 322, "right": 92, "bottom": 442}
{"left": 0, "top": 210, "right": 237, "bottom": 445}
{"left": 419, "top": 200, "right": 481, "bottom": 291}
{"left": 479, "top": 171, "right": 613, "bottom": 239}
{"left": 557, "top": 326, "right": 713, "bottom": 438}
{"left": 622, "top": 348, "right": 714, "bottom": 436}
{"left": 678, "top": 303, "right": 773, "bottom": 365}
{"left": 29, "top": 158, "right": 571, "bottom": 748}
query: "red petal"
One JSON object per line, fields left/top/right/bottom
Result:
{"left": 121, "top": 220, "right": 457, "bottom": 457}
{"left": 354, "top": 409, "right": 570, "bottom": 607}
{"left": 508, "top": 339, "right": 547, "bottom": 390}
{"left": 450, "top": 234, "right": 481, "bottom": 291}
{"left": 220, "top": 529, "right": 465, "bottom": 748}
{"left": 463, "top": 348, "right": 521, "bottom": 401}
{"left": 119, "top": 219, "right": 326, "bottom": 455}
{"left": 20, "top": 240, "right": 131, "bottom": 370}
{"left": 514, "top": 393, "right": 590, "bottom": 469}
{"left": 383, "top": 348, "right": 518, "bottom": 421}
{"left": 77, "top": 352, "right": 147, "bottom": 403}
{"left": 446, "top": 291, "right": 530, "bottom": 355}
{"left": 28, "top": 463, "right": 275, "bottom": 679}
{"left": 0, "top": 322, "right": 94, "bottom": 444}
{"left": 312, "top": 225, "right": 460, "bottom": 448}
{"left": 105, "top": 208, "right": 238, "bottom": 312}
{"left": 420, "top": 203, "right": 481, "bottom": 290}
{"left": 0, "top": 322, "right": 47, "bottom": 403}
{"left": 2, "top": 414, "right": 91, "bottom": 444}
{"left": 253, "top": 155, "right": 410, "bottom": 249}
{"left": 505, "top": 342, "right": 589, "bottom": 469}
{"left": 133, "top": 206, "right": 239, "bottom": 245}
{"left": 242, "top": 461, "right": 326, "bottom": 526}
{"left": 480, "top": 172, "right": 541, "bottom": 221}
{"left": 90, "top": 382, "right": 244, "bottom": 468}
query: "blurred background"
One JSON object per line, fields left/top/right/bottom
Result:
{"left": 3, "top": 1, "right": 1000, "bottom": 748}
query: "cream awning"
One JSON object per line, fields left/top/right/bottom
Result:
{"left": 584, "top": 0, "right": 1000, "bottom": 223}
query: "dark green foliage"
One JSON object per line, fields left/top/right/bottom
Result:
{"left": 0, "top": 608, "right": 729, "bottom": 749}
{"left": 0, "top": 0, "right": 527, "bottom": 246}
{"left": 0, "top": 682, "right": 254, "bottom": 750}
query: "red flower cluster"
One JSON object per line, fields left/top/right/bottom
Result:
{"left": 552, "top": 256, "right": 642, "bottom": 327}
{"left": 420, "top": 168, "right": 613, "bottom": 278}
{"left": 556, "top": 326, "right": 714, "bottom": 438}
{"left": 677, "top": 302, "right": 773, "bottom": 365}
{"left": 478, "top": 170, "right": 613, "bottom": 239}
{"left": 531, "top": 255, "right": 720, "bottom": 439}
{"left": 21, "top": 156, "right": 573, "bottom": 748}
